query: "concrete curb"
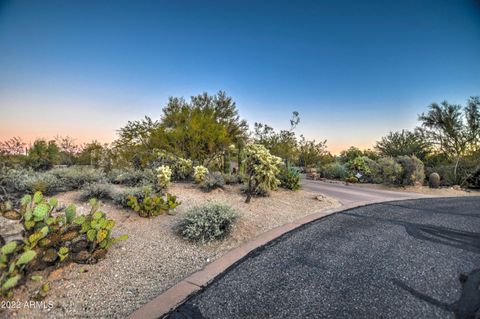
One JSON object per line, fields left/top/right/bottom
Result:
{"left": 128, "top": 196, "right": 428, "bottom": 319}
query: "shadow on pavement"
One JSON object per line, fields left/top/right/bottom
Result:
{"left": 392, "top": 268, "right": 480, "bottom": 319}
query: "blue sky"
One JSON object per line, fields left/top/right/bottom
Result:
{"left": 0, "top": 0, "right": 479, "bottom": 152}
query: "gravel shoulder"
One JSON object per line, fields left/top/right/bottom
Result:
{"left": 1, "top": 183, "right": 338, "bottom": 319}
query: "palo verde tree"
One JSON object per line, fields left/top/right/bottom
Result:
{"left": 375, "top": 129, "right": 430, "bottom": 160}
{"left": 297, "top": 135, "right": 331, "bottom": 168}
{"left": 418, "top": 96, "right": 480, "bottom": 183}
{"left": 151, "top": 91, "right": 248, "bottom": 166}
{"left": 253, "top": 111, "right": 300, "bottom": 167}
{"left": 114, "top": 91, "right": 248, "bottom": 168}
{"left": 114, "top": 116, "right": 160, "bottom": 168}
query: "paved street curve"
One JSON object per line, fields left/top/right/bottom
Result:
{"left": 168, "top": 196, "right": 480, "bottom": 319}
{"left": 302, "top": 179, "right": 429, "bottom": 205}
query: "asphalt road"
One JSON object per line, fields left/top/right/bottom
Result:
{"left": 168, "top": 197, "right": 480, "bottom": 319}
{"left": 301, "top": 179, "right": 428, "bottom": 205}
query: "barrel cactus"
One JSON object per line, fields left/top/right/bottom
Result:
{"left": 429, "top": 172, "right": 440, "bottom": 188}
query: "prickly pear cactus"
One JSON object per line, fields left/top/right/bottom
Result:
{"left": 1, "top": 192, "right": 128, "bottom": 296}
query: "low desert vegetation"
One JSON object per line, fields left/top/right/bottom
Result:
{"left": 0, "top": 90, "right": 477, "bottom": 310}
{"left": 0, "top": 193, "right": 127, "bottom": 297}
{"left": 177, "top": 202, "right": 238, "bottom": 243}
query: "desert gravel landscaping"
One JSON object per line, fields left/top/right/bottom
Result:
{"left": 1, "top": 183, "right": 338, "bottom": 319}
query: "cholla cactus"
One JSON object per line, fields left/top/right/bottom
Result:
{"left": 243, "top": 144, "right": 282, "bottom": 203}
{"left": 157, "top": 165, "right": 172, "bottom": 189}
{"left": 173, "top": 158, "right": 193, "bottom": 180}
{"left": 193, "top": 165, "right": 209, "bottom": 183}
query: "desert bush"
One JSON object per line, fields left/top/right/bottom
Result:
{"left": 79, "top": 183, "right": 114, "bottom": 201}
{"left": 193, "top": 165, "right": 209, "bottom": 183}
{"left": 243, "top": 144, "right": 282, "bottom": 203}
{"left": 426, "top": 157, "right": 479, "bottom": 186}
{"left": 347, "top": 156, "right": 372, "bottom": 175}
{"left": 346, "top": 156, "right": 383, "bottom": 183}
{"left": 0, "top": 193, "right": 127, "bottom": 296}
{"left": 127, "top": 188, "right": 181, "bottom": 217}
{"left": 111, "top": 186, "right": 151, "bottom": 208}
{"left": 345, "top": 176, "right": 359, "bottom": 183}
{"left": 1, "top": 169, "right": 61, "bottom": 196}
{"left": 319, "top": 162, "right": 348, "bottom": 180}
{"left": 278, "top": 166, "right": 300, "bottom": 190}
{"left": 49, "top": 166, "right": 106, "bottom": 190}
{"left": 156, "top": 165, "right": 172, "bottom": 189}
{"left": 428, "top": 172, "right": 440, "bottom": 188}
{"left": 465, "top": 167, "right": 480, "bottom": 189}
{"left": 177, "top": 202, "right": 237, "bottom": 243}
{"left": 172, "top": 158, "right": 193, "bottom": 181}
{"left": 240, "top": 183, "right": 270, "bottom": 197}
{"left": 222, "top": 173, "right": 243, "bottom": 185}
{"left": 377, "top": 157, "right": 403, "bottom": 185}
{"left": 107, "top": 168, "right": 153, "bottom": 186}
{"left": 396, "top": 155, "right": 425, "bottom": 186}
{"left": 200, "top": 172, "right": 225, "bottom": 192}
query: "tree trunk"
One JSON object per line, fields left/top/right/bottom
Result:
{"left": 245, "top": 176, "right": 252, "bottom": 203}
{"left": 454, "top": 156, "right": 460, "bottom": 184}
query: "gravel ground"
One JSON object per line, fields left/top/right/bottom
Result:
{"left": 1, "top": 183, "right": 338, "bottom": 319}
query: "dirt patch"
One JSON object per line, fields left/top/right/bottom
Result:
{"left": 1, "top": 183, "right": 338, "bottom": 319}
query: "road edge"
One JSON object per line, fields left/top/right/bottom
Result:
{"left": 127, "top": 196, "right": 429, "bottom": 319}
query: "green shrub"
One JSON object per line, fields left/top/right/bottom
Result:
{"left": 200, "top": 172, "right": 225, "bottom": 192}
{"left": 1, "top": 169, "right": 61, "bottom": 196}
{"left": 193, "top": 165, "right": 209, "bottom": 183}
{"left": 345, "top": 176, "right": 359, "bottom": 183}
{"left": 377, "top": 157, "right": 403, "bottom": 185}
{"left": 319, "top": 162, "right": 348, "bottom": 180}
{"left": 107, "top": 168, "right": 154, "bottom": 186}
{"left": 178, "top": 202, "right": 237, "bottom": 243}
{"left": 396, "top": 155, "right": 425, "bottom": 186}
{"left": 465, "top": 167, "right": 480, "bottom": 189}
{"left": 156, "top": 165, "right": 172, "bottom": 189}
{"left": 112, "top": 186, "right": 151, "bottom": 208}
{"left": 426, "top": 158, "right": 479, "bottom": 186}
{"left": 49, "top": 166, "right": 107, "bottom": 190}
{"left": 278, "top": 167, "right": 300, "bottom": 190}
{"left": 222, "top": 173, "right": 243, "bottom": 185}
{"left": 79, "top": 183, "right": 114, "bottom": 201}
{"left": 127, "top": 188, "right": 181, "bottom": 217}
{"left": 347, "top": 156, "right": 372, "bottom": 176}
